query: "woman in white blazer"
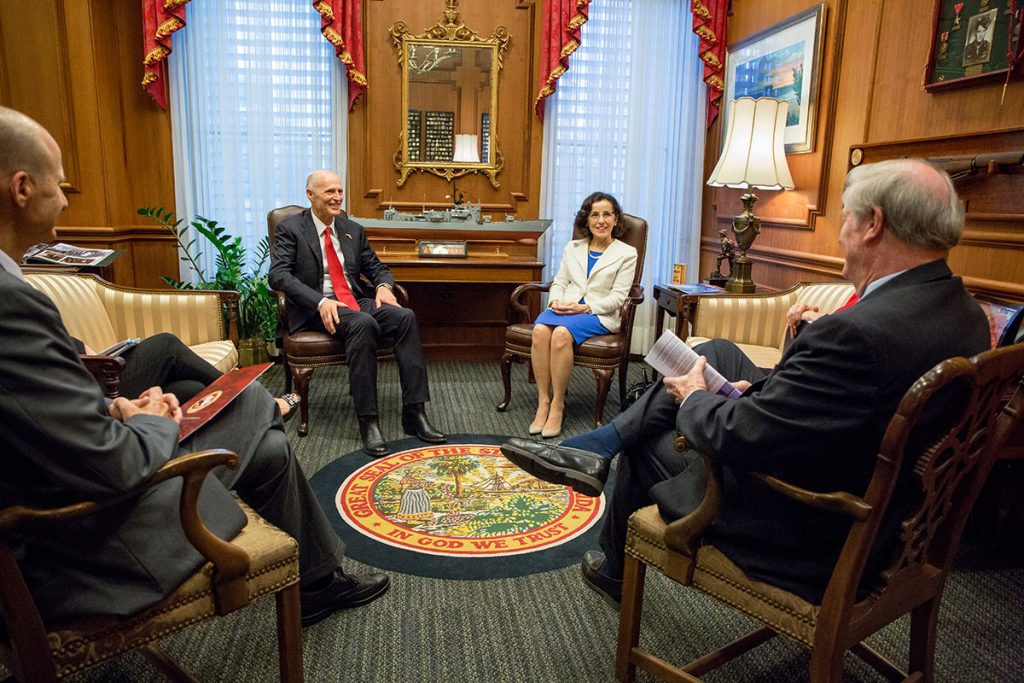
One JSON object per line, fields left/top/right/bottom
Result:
{"left": 530, "top": 192, "right": 638, "bottom": 437}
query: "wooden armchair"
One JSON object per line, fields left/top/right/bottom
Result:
{"left": 24, "top": 272, "right": 240, "bottom": 397}
{"left": 496, "top": 214, "right": 648, "bottom": 427}
{"left": 616, "top": 343, "right": 1024, "bottom": 682}
{"left": 0, "top": 449, "right": 303, "bottom": 682}
{"left": 267, "top": 206, "right": 409, "bottom": 437}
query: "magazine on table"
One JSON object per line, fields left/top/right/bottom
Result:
{"left": 97, "top": 337, "right": 142, "bottom": 357}
{"left": 666, "top": 283, "right": 725, "bottom": 295}
{"left": 644, "top": 330, "right": 742, "bottom": 399}
{"left": 177, "top": 362, "right": 273, "bottom": 442}
{"left": 23, "top": 242, "right": 122, "bottom": 267}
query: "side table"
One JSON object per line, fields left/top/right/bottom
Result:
{"left": 652, "top": 284, "right": 755, "bottom": 379}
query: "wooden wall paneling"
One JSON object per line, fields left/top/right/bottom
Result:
{"left": 708, "top": 0, "right": 1021, "bottom": 297}
{"left": 0, "top": 0, "right": 88, "bottom": 200}
{"left": 350, "top": 0, "right": 542, "bottom": 220}
{"left": 0, "top": 0, "right": 177, "bottom": 288}
{"left": 849, "top": 128, "right": 1024, "bottom": 302}
{"left": 867, "top": 0, "right": 1024, "bottom": 142}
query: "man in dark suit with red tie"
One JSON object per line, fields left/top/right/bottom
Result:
{"left": 269, "top": 170, "right": 445, "bottom": 456}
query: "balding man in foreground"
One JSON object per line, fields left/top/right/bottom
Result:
{"left": 0, "top": 106, "right": 388, "bottom": 628}
{"left": 269, "top": 171, "right": 445, "bottom": 456}
{"left": 501, "top": 159, "right": 990, "bottom": 606}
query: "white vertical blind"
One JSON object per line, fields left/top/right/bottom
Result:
{"left": 539, "top": 0, "right": 706, "bottom": 353}
{"left": 168, "top": 0, "right": 348, "bottom": 280}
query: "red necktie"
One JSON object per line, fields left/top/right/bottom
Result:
{"left": 834, "top": 292, "right": 859, "bottom": 312}
{"left": 323, "top": 226, "right": 359, "bottom": 310}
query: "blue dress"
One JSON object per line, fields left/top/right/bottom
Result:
{"left": 534, "top": 250, "right": 612, "bottom": 344}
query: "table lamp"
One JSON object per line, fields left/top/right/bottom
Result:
{"left": 706, "top": 97, "right": 794, "bottom": 293}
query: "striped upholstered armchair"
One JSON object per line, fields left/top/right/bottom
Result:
{"left": 25, "top": 272, "right": 239, "bottom": 396}
{"left": 686, "top": 281, "right": 856, "bottom": 369}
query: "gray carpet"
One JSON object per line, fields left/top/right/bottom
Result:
{"left": 5, "top": 361, "right": 1023, "bottom": 682}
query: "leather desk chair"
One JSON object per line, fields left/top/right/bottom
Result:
{"left": 496, "top": 214, "right": 647, "bottom": 427}
{"left": 266, "top": 205, "right": 408, "bottom": 437}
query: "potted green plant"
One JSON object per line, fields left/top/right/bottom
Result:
{"left": 138, "top": 207, "right": 277, "bottom": 366}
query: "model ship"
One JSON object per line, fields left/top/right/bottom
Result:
{"left": 383, "top": 203, "right": 487, "bottom": 224}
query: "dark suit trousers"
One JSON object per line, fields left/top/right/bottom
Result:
{"left": 600, "top": 340, "right": 766, "bottom": 578}
{"left": 187, "top": 385, "right": 345, "bottom": 586}
{"left": 313, "top": 298, "right": 429, "bottom": 416}
{"left": 119, "top": 332, "right": 223, "bottom": 401}
{"left": 231, "top": 425, "right": 344, "bottom": 586}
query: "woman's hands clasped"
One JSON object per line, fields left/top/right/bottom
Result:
{"left": 548, "top": 300, "right": 591, "bottom": 315}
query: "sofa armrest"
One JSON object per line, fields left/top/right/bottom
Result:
{"left": 80, "top": 355, "right": 127, "bottom": 398}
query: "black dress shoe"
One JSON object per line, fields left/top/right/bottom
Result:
{"left": 581, "top": 550, "right": 622, "bottom": 606}
{"left": 300, "top": 568, "right": 390, "bottom": 627}
{"left": 401, "top": 403, "right": 447, "bottom": 443}
{"left": 499, "top": 438, "right": 610, "bottom": 497}
{"left": 357, "top": 416, "right": 390, "bottom": 457}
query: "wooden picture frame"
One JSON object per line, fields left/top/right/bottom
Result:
{"left": 417, "top": 240, "right": 468, "bottom": 258}
{"left": 722, "top": 3, "right": 828, "bottom": 154}
{"left": 925, "top": 0, "right": 1024, "bottom": 92}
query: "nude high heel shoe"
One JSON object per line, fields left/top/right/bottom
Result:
{"left": 529, "top": 403, "right": 549, "bottom": 435}
{"left": 541, "top": 409, "right": 563, "bottom": 439}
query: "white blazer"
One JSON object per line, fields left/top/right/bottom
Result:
{"left": 548, "top": 237, "right": 638, "bottom": 333}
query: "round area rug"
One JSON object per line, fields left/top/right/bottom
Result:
{"left": 309, "top": 434, "right": 613, "bottom": 580}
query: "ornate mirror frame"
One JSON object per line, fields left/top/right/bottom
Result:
{"left": 390, "top": 0, "right": 509, "bottom": 188}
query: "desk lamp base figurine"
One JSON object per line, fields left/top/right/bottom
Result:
{"left": 707, "top": 228, "right": 734, "bottom": 288}
{"left": 725, "top": 193, "right": 760, "bottom": 293}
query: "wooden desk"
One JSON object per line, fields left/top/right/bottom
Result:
{"left": 366, "top": 225, "right": 548, "bottom": 360}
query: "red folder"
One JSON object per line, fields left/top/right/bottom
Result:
{"left": 177, "top": 362, "right": 273, "bottom": 442}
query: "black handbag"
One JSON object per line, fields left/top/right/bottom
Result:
{"left": 622, "top": 368, "right": 656, "bottom": 409}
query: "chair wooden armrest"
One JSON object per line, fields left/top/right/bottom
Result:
{"left": 0, "top": 449, "right": 249, "bottom": 614}
{"left": 273, "top": 283, "right": 410, "bottom": 323}
{"left": 217, "top": 289, "right": 241, "bottom": 347}
{"left": 662, "top": 453, "right": 723, "bottom": 557}
{"left": 79, "top": 354, "right": 126, "bottom": 398}
{"left": 392, "top": 283, "right": 410, "bottom": 306}
{"left": 509, "top": 281, "right": 553, "bottom": 322}
{"left": 616, "top": 284, "right": 645, "bottom": 332}
{"left": 0, "top": 448, "right": 305, "bottom": 682}
{"left": 751, "top": 473, "right": 873, "bottom": 520}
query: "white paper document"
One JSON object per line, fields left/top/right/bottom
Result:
{"left": 644, "top": 330, "right": 742, "bottom": 399}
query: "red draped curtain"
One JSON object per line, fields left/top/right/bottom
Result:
{"left": 141, "top": 0, "right": 367, "bottom": 111}
{"left": 534, "top": 0, "right": 592, "bottom": 120}
{"left": 691, "top": 0, "right": 728, "bottom": 127}
{"left": 312, "top": 0, "right": 367, "bottom": 110}
{"left": 141, "top": 0, "right": 190, "bottom": 109}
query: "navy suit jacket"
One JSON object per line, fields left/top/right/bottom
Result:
{"left": 655, "top": 259, "right": 989, "bottom": 601}
{"left": 268, "top": 209, "right": 395, "bottom": 333}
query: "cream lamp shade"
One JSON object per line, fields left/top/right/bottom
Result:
{"left": 707, "top": 97, "right": 794, "bottom": 190}
{"left": 452, "top": 134, "right": 481, "bottom": 163}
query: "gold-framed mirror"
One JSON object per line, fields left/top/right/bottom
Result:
{"left": 390, "top": 0, "right": 509, "bottom": 188}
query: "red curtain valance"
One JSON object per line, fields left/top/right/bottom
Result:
{"left": 312, "top": 0, "right": 367, "bottom": 110}
{"left": 141, "top": 0, "right": 367, "bottom": 111}
{"left": 534, "top": 0, "right": 592, "bottom": 120}
{"left": 691, "top": 0, "right": 728, "bottom": 127}
{"left": 141, "top": 0, "right": 190, "bottom": 109}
